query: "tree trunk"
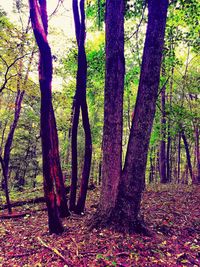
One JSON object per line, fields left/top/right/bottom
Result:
{"left": 90, "top": 0, "right": 168, "bottom": 233}
{"left": 29, "top": 0, "right": 69, "bottom": 234}
{"left": 76, "top": 99, "right": 92, "bottom": 213}
{"left": 115, "top": 0, "right": 168, "bottom": 232}
{"left": 70, "top": 99, "right": 80, "bottom": 210}
{"left": 181, "top": 130, "right": 193, "bottom": 183}
{"left": 177, "top": 133, "right": 181, "bottom": 183}
{"left": 194, "top": 126, "right": 200, "bottom": 183}
{"left": 70, "top": 0, "right": 92, "bottom": 213}
{"left": 160, "top": 78, "right": 167, "bottom": 183}
{"left": 97, "top": 0, "right": 125, "bottom": 217}
{"left": 149, "top": 147, "right": 155, "bottom": 183}
{"left": 0, "top": 90, "right": 25, "bottom": 214}
{"left": 166, "top": 66, "right": 174, "bottom": 182}
{"left": 50, "top": 110, "right": 70, "bottom": 218}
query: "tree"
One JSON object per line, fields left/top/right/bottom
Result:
{"left": 29, "top": 0, "right": 69, "bottom": 234}
{"left": 69, "top": 0, "right": 92, "bottom": 214}
{"left": 91, "top": 0, "right": 169, "bottom": 233}
{"left": 0, "top": 90, "right": 24, "bottom": 213}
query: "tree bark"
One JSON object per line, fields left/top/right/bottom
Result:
{"left": 98, "top": 0, "right": 125, "bottom": 216}
{"left": 194, "top": 126, "right": 200, "bottom": 183}
{"left": 29, "top": 0, "right": 69, "bottom": 234}
{"left": 177, "top": 133, "right": 181, "bottom": 183}
{"left": 116, "top": 0, "right": 168, "bottom": 232}
{"left": 166, "top": 64, "right": 174, "bottom": 182}
{"left": 160, "top": 82, "right": 167, "bottom": 183}
{"left": 181, "top": 130, "right": 193, "bottom": 183}
{"left": 149, "top": 147, "right": 155, "bottom": 183}
{"left": 90, "top": 0, "right": 168, "bottom": 233}
{"left": 69, "top": 0, "right": 92, "bottom": 214}
{"left": 0, "top": 90, "right": 25, "bottom": 214}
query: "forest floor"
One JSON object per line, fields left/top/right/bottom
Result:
{"left": 0, "top": 184, "right": 200, "bottom": 267}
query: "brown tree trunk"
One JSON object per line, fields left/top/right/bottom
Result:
{"left": 166, "top": 66, "right": 174, "bottom": 183}
{"left": 149, "top": 147, "right": 155, "bottom": 183}
{"left": 181, "top": 130, "right": 193, "bottom": 183}
{"left": 29, "top": 0, "right": 69, "bottom": 234}
{"left": 90, "top": 0, "right": 168, "bottom": 233}
{"left": 70, "top": 0, "right": 92, "bottom": 214}
{"left": 194, "top": 126, "right": 200, "bottom": 184}
{"left": 115, "top": 0, "right": 168, "bottom": 232}
{"left": 177, "top": 133, "right": 181, "bottom": 183}
{"left": 70, "top": 101, "right": 80, "bottom": 210}
{"left": 97, "top": 0, "right": 125, "bottom": 217}
{"left": 160, "top": 84, "right": 167, "bottom": 183}
{"left": 0, "top": 90, "right": 24, "bottom": 214}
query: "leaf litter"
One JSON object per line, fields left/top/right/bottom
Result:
{"left": 0, "top": 185, "right": 199, "bottom": 266}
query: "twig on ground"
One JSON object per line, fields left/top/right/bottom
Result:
{"left": 37, "top": 237, "right": 71, "bottom": 266}
{"left": 70, "top": 236, "right": 79, "bottom": 257}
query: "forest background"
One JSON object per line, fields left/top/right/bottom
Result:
{"left": 0, "top": 0, "right": 199, "bottom": 266}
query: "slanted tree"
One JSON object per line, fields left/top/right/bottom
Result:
{"left": 0, "top": 90, "right": 24, "bottom": 214}
{"left": 91, "top": 0, "right": 169, "bottom": 233}
{"left": 29, "top": 0, "right": 69, "bottom": 234}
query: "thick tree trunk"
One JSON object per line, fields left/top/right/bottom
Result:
{"left": 98, "top": 0, "right": 125, "bottom": 216}
{"left": 90, "top": 0, "right": 168, "bottom": 233}
{"left": 115, "top": 0, "right": 168, "bottom": 233}
{"left": 50, "top": 110, "right": 70, "bottom": 217}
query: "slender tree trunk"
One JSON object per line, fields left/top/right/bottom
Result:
{"left": 98, "top": 161, "right": 102, "bottom": 185}
{"left": 0, "top": 90, "right": 25, "bottom": 214}
{"left": 149, "top": 147, "right": 155, "bottom": 183}
{"left": 29, "top": 0, "right": 69, "bottom": 234}
{"left": 194, "top": 126, "right": 200, "bottom": 183}
{"left": 181, "top": 130, "right": 193, "bottom": 183}
{"left": 70, "top": 101, "right": 80, "bottom": 210}
{"left": 166, "top": 67, "right": 173, "bottom": 182}
{"left": 70, "top": 0, "right": 92, "bottom": 213}
{"left": 97, "top": 0, "right": 101, "bottom": 30}
{"left": 160, "top": 83, "right": 167, "bottom": 183}
{"left": 76, "top": 99, "right": 92, "bottom": 213}
{"left": 0, "top": 157, "right": 11, "bottom": 213}
{"left": 177, "top": 133, "right": 181, "bottom": 183}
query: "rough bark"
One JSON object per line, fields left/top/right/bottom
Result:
{"left": 90, "top": 0, "right": 168, "bottom": 233}
{"left": 29, "top": 0, "right": 69, "bottom": 234}
{"left": 115, "top": 0, "right": 168, "bottom": 232}
{"left": 98, "top": 0, "right": 125, "bottom": 215}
